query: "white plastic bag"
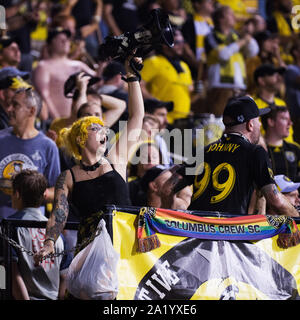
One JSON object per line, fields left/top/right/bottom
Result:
{"left": 66, "top": 219, "right": 119, "bottom": 300}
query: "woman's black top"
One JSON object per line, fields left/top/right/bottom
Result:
{"left": 69, "top": 166, "right": 131, "bottom": 219}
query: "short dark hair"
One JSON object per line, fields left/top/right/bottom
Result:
{"left": 261, "top": 106, "right": 289, "bottom": 131}
{"left": 12, "top": 170, "right": 48, "bottom": 208}
{"left": 212, "top": 5, "right": 230, "bottom": 30}
{"left": 77, "top": 101, "right": 102, "bottom": 118}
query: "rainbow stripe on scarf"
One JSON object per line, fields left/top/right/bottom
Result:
{"left": 137, "top": 207, "right": 300, "bottom": 252}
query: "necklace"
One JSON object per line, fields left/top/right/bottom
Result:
{"left": 225, "top": 132, "right": 250, "bottom": 144}
{"left": 80, "top": 158, "right": 102, "bottom": 171}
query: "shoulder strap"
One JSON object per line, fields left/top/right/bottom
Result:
{"left": 69, "top": 168, "right": 76, "bottom": 183}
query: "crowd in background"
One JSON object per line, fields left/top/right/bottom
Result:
{"left": 1, "top": 0, "right": 300, "bottom": 300}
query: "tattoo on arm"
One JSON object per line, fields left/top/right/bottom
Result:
{"left": 47, "top": 172, "right": 69, "bottom": 240}
{"left": 55, "top": 171, "right": 67, "bottom": 191}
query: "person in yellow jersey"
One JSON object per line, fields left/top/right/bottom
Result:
{"left": 252, "top": 63, "right": 295, "bottom": 144}
{"left": 140, "top": 28, "right": 193, "bottom": 125}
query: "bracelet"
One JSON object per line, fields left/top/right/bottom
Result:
{"left": 93, "top": 15, "right": 101, "bottom": 23}
{"left": 121, "top": 76, "right": 140, "bottom": 83}
{"left": 44, "top": 237, "right": 55, "bottom": 245}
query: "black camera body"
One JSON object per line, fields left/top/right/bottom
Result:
{"left": 98, "top": 8, "right": 174, "bottom": 61}
{"left": 64, "top": 72, "right": 101, "bottom": 98}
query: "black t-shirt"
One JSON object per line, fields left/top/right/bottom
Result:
{"left": 267, "top": 141, "right": 300, "bottom": 182}
{"left": 103, "top": 0, "right": 141, "bottom": 33}
{"left": 177, "top": 134, "right": 275, "bottom": 215}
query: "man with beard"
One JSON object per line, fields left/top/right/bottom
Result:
{"left": 161, "top": 96, "right": 299, "bottom": 217}
{"left": 140, "top": 28, "right": 193, "bottom": 125}
{"left": 0, "top": 35, "right": 21, "bottom": 69}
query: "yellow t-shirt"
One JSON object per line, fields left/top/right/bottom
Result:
{"left": 254, "top": 96, "right": 295, "bottom": 144}
{"left": 141, "top": 55, "right": 193, "bottom": 124}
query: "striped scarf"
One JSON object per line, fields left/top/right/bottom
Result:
{"left": 137, "top": 207, "right": 300, "bottom": 252}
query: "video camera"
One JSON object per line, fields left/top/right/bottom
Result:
{"left": 64, "top": 72, "right": 101, "bottom": 99}
{"left": 98, "top": 8, "right": 174, "bottom": 62}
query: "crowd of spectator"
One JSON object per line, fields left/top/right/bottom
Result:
{"left": 1, "top": 0, "right": 300, "bottom": 300}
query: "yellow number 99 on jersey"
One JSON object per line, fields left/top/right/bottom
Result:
{"left": 193, "top": 162, "right": 236, "bottom": 204}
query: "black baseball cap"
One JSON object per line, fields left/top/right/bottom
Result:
{"left": 254, "top": 30, "right": 276, "bottom": 45}
{"left": 0, "top": 67, "right": 30, "bottom": 90}
{"left": 47, "top": 27, "right": 72, "bottom": 44}
{"left": 223, "top": 96, "right": 270, "bottom": 127}
{"left": 144, "top": 98, "right": 174, "bottom": 113}
{"left": 140, "top": 165, "right": 167, "bottom": 192}
{"left": 0, "top": 35, "right": 16, "bottom": 50}
{"left": 254, "top": 64, "right": 286, "bottom": 84}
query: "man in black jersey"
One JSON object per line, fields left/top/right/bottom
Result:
{"left": 162, "top": 96, "right": 299, "bottom": 217}
{"left": 261, "top": 106, "right": 300, "bottom": 182}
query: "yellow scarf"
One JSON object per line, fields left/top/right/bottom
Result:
{"left": 194, "top": 14, "right": 213, "bottom": 61}
{"left": 207, "top": 31, "right": 246, "bottom": 84}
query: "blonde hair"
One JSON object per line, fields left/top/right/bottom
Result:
{"left": 59, "top": 116, "right": 104, "bottom": 160}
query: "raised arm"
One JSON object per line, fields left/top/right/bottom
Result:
{"left": 70, "top": 72, "right": 89, "bottom": 120}
{"left": 33, "top": 171, "right": 71, "bottom": 265}
{"left": 108, "top": 56, "right": 144, "bottom": 179}
{"left": 261, "top": 183, "right": 300, "bottom": 217}
{"left": 101, "top": 94, "right": 126, "bottom": 127}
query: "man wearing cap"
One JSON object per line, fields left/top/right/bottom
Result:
{"left": 181, "top": 0, "right": 214, "bottom": 78}
{"left": 273, "top": 175, "right": 300, "bottom": 211}
{"left": 33, "top": 27, "right": 96, "bottom": 120}
{"left": 252, "top": 63, "right": 295, "bottom": 144}
{"left": 141, "top": 165, "right": 192, "bottom": 210}
{"left": 261, "top": 106, "right": 300, "bottom": 183}
{"left": 0, "top": 35, "right": 21, "bottom": 69}
{"left": 0, "top": 67, "right": 31, "bottom": 130}
{"left": 161, "top": 96, "right": 299, "bottom": 217}
{"left": 144, "top": 98, "right": 174, "bottom": 168}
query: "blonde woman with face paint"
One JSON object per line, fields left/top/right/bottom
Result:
{"left": 33, "top": 56, "right": 144, "bottom": 268}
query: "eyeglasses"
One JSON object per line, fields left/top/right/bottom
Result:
{"left": 88, "top": 123, "right": 109, "bottom": 135}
